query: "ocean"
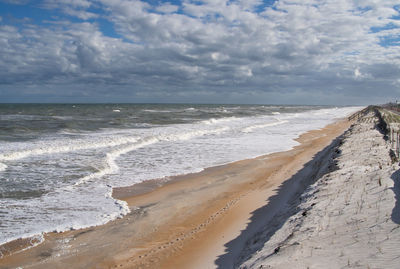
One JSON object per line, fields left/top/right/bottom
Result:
{"left": 0, "top": 104, "right": 360, "bottom": 246}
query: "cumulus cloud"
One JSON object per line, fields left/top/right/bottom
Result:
{"left": 0, "top": 0, "right": 399, "bottom": 104}
{"left": 155, "top": 2, "right": 179, "bottom": 14}
{"left": 41, "top": 0, "right": 98, "bottom": 20}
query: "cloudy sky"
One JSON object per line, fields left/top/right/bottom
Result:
{"left": 0, "top": 0, "right": 399, "bottom": 104}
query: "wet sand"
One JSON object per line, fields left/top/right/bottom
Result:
{"left": 0, "top": 118, "right": 352, "bottom": 269}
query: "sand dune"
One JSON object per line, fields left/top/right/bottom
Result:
{"left": 238, "top": 110, "right": 400, "bottom": 268}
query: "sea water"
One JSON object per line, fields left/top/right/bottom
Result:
{"left": 0, "top": 104, "right": 361, "bottom": 245}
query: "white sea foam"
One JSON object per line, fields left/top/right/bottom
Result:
{"left": 0, "top": 135, "right": 139, "bottom": 163}
{"left": 73, "top": 137, "right": 159, "bottom": 186}
{"left": 161, "top": 126, "right": 229, "bottom": 141}
{"left": 242, "top": 120, "right": 289, "bottom": 133}
{"left": 74, "top": 127, "right": 230, "bottom": 186}
{"left": 104, "top": 186, "right": 130, "bottom": 217}
{"left": 201, "top": 117, "right": 237, "bottom": 125}
{"left": 0, "top": 162, "right": 7, "bottom": 172}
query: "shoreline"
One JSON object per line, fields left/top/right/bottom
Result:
{"left": 0, "top": 117, "right": 353, "bottom": 268}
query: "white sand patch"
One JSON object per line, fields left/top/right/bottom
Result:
{"left": 238, "top": 111, "right": 400, "bottom": 269}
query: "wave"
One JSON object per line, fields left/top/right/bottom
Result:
{"left": 142, "top": 109, "right": 172, "bottom": 113}
{"left": 51, "top": 115, "right": 75, "bottom": 120}
{"left": 73, "top": 126, "right": 229, "bottom": 186}
{"left": 0, "top": 162, "right": 7, "bottom": 172}
{"left": 242, "top": 120, "right": 289, "bottom": 133}
{"left": 73, "top": 138, "right": 159, "bottom": 186}
{"left": 161, "top": 126, "right": 229, "bottom": 141}
{"left": 104, "top": 186, "right": 131, "bottom": 216}
{"left": 201, "top": 117, "right": 237, "bottom": 125}
{"left": 0, "top": 115, "right": 49, "bottom": 120}
{"left": 0, "top": 136, "right": 139, "bottom": 164}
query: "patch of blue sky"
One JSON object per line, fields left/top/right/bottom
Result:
{"left": 0, "top": 2, "right": 54, "bottom": 26}
{"left": 259, "top": 0, "right": 286, "bottom": 15}
{"left": 0, "top": 2, "right": 90, "bottom": 28}
{"left": 95, "top": 18, "right": 120, "bottom": 39}
{"left": 379, "top": 35, "right": 400, "bottom": 47}
{"left": 145, "top": 0, "right": 181, "bottom": 15}
{"left": 391, "top": 5, "right": 400, "bottom": 20}
{"left": 370, "top": 22, "right": 398, "bottom": 33}
{"left": 246, "top": 0, "right": 277, "bottom": 13}
{"left": 146, "top": 0, "right": 278, "bottom": 14}
{"left": 145, "top": 0, "right": 182, "bottom": 6}
{"left": 370, "top": 22, "right": 400, "bottom": 47}
{"left": 355, "top": 6, "right": 373, "bottom": 14}
{"left": 143, "top": 0, "right": 182, "bottom": 12}
{"left": 0, "top": 1, "right": 124, "bottom": 40}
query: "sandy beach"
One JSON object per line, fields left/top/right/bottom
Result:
{"left": 238, "top": 108, "right": 400, "bottom": 268}
{"left": 0, "top": 110, "right": 355, "bottom": 269}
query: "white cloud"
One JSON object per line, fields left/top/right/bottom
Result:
{"left": 0, "top": 0, "right": 399, "bottom": 104}
{"left": 63, "top": 7, "right": 99, "bottom": 20}
{"left": 42, "top": 0, "right": 97, "bottom": 20}
{"left": 354, "top": 68, "right": 363, "bottom": 79}
{"left": 155, "top": 2, "right": 179, "bottom": 14}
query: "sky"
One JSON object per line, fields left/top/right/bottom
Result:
{"left": 0, "top": 0, "right": 399, "bottom": 105}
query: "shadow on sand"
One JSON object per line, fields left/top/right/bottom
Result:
{"left": 215, "top": 134, "right": 345, "bottom": 268}
{"left": 391, "top": 169, "right": 400, "bottom": 224}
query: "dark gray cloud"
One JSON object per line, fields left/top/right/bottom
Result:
{"left": 0, "top": 0, "right": 399, "bottom": 104}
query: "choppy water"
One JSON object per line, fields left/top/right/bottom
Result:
{"left": 0, "top": 104, "right": 361, "bottom": 245}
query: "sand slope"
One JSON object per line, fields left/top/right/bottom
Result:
{"left": 238, "top": 111, "right": 400, "bottom": 268}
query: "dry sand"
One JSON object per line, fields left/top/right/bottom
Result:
{"left": 0, "top": 117, "right": 352, "bottom": 269}
{"left": 238, "top": 111, "right": 400, "bottom": 269}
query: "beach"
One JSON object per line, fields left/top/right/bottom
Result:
{"left": 0, "top": 106, "right": 361, "bottom": 268}
{"left": 2, "top": 0, "right": 400, "bottom": 267}
{"left": 238, "top": 108, "right": 400, "bottom": 268}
